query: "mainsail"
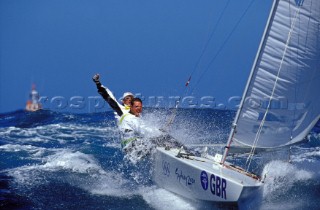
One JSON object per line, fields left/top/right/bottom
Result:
{"left": 232, "top": 0, "right": 320, "bottom": 148}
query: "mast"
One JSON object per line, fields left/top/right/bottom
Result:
{"left": 221, "top": 0, "right": 279, "bottom": 164}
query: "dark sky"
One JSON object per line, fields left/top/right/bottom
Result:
{"left": 0, "top": 0, "right": 272, "bottom": 113}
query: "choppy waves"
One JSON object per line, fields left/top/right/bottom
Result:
{"left": 1, "top": 109, "right": 320, "bottom": 209}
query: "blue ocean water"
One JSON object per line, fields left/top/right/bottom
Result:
{"left": 1, "top": 108, "right": 320, "bottom": 210}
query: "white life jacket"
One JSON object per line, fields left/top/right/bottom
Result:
{"left": 118, "top": 113, "right": 162, "bottom": 147}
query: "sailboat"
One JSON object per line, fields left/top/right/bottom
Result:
{"left": 154, "top": 0, "right": 320, "bottom": 203}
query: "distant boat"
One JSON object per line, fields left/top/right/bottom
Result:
{"left": 154, "top": 0, "right": 320, "bottom": 203}
{"left": 26, "top": 84, "right": 42, "bottom": 112}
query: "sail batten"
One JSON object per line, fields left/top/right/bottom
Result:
{"left": 231, "top": 0, "right": 320, "bottom": 148}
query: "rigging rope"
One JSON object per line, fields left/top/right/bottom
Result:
{"left": 189, "top": 0, "right": 231, "bottom": 78}
{"left": 163, "top": 0, "right": 258, "bottom": 130}
{"left": 190, "top": 0, "right": 258, "bottom": 95}
{"left": 162, "top": 1, "right": 231, "bottom": 130}
{"left": 245, "top": 3, "right": 302, "bottom": 172}
{"left": 163, "top": 76, "right": 191, "bottom": 130}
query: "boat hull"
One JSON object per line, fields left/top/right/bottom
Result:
{"left": 153, "top": 147, "right": 261, "bottom": 203}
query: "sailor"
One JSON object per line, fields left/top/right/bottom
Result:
{"left": 92, "top": 74, "right": 134, "bottom": 120}
{"left": 119, "top": 98, "right": 183, "bottom": 156}
{"left": 118, "top": 98, "right": 163, "bottom": 148}
{"left": 92, "top": 74, "right": 182, "bottom": 158}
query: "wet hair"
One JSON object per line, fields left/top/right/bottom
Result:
{"left": 130, "top": 97, "right": 143, "bottom": 106}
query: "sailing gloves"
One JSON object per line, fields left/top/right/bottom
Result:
{"left": 93, "top": 73, "right": 103, "bottom": 87}
{"left": 92, "top": 74, "right": 100, "bottom": 83}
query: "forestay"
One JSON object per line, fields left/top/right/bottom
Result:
{"left": 232, "top": 0, "right": 320, "bottom": 148}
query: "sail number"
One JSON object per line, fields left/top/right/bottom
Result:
{"left": 200, "top": 171, "right": 227, "bottom": 199}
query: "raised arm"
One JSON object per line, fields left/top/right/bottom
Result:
{"left": 92, "top": 74, "right": 123, "bottom": 116}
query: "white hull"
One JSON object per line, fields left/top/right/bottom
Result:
{"left": 153, "top": 147, "right": 262, "bottom": 203}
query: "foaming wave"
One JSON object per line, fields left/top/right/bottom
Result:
{"left": 6, "top": 149, "right": 107, "bottom": 181}
{"left": 123, "top": 138, "right": 158, "bottom": 164}
{"left": 0, "top": 122, "right": 120, "bottom": 146}
{"left": 290, "top": 147, "right": 320, "bottom": 163}
{"left": 88, "top": 174, "right": 133, "bottom": 197}
{"left": 141, "top": 187, "right": 199, "bottom": 210}
{"left": 167, "top": 109, "right": 230, "bottom": 145}
{"left": 143, "top": 109, "right": 168, "bottom": 129}
{"left": 0, "top": 126, "right": 40, "bottom": 139}
{"left": 122, "top": 108, "right": 231, "bottom": 149}
{"left": 139, "top": 186, "right": 232, "bottom": 210}
{"left": 0, "top": 144, "right": 46, "bottom": 159}
{"left": 42, "top": 150, "right": 106, "bottom": 174}
{"left": 0, "top": 144, "right": 41, "bottom": 153}
{"left": 261, "top": 160, "right": 313, "bottom": 198}
{"left": 6, "top": 149, "right": 133, "bottom": 197}
{"left": 259, "top": 158, "right": 319, "bottom": 210}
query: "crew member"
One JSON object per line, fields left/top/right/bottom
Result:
{"left": 118, "top": 98, "right": 162, "bottom": 148}
{"left": 93, "top": 74, "right": 134, "bottom": 120}
{"left": 92, "top": 74, "right": 181, "bottom": 156}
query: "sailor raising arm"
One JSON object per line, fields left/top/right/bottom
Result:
{"left": 92, "top": 74, "right": 134, "bottom": 120}
{"left": 92, "top": 74, "right": 178, "bottom": 159}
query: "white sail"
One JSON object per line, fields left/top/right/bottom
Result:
{"left": 232, "top": 0, "right": 320, "bottom": 148}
